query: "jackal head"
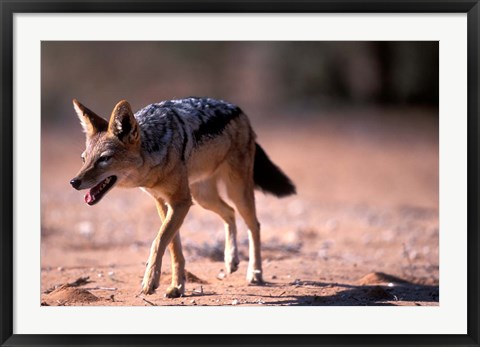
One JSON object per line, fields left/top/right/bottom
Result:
{"left": 70, "top": 99, "right": 143, "bottom": 205}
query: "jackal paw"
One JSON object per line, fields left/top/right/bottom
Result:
{"left": 246, "top": 269, "right": 264, "bottom": 284}
{"left": 141, "top": 269, "right": 160, "bottom": 295}
{"left": 225, "top": 254, "right": 240, "bottom": 274}
{"left": 141, "top": 282, "right": 156, "bottom": 295}
{"left": 141, "top": 279, "right": 159, "bottom": 295}
{"left": 165, "top": 284, "right": 184, "bottom": 298}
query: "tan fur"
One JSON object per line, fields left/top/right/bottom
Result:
{"left": 71, "top": 99, "right": 264, "bottom": 297}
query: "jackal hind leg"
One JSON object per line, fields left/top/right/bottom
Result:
{"left": 224, "top": 170, "right": 264, "bottom": 284}
{"left": 191, "top": 178, "right": 239, "bottom": 274}
{"left": 165, "top": 231, "right": 186, "bottom": 298}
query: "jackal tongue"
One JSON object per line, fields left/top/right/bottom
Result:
{"left": 85, "top": 186, "right": 98, "bottom": 204}
{"left": 84, "top": 191, "right": 94, "bottom": 204}
{"left": 84, "top": 176, "right": 116, "bottom": 205}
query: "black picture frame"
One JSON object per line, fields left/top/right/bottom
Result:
{"left": 1, "top": 1, "right": 478, "bottom": 346}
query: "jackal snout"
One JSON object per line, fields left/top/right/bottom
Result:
{"left": 70, "top": 177, "right": 82, "bottom": 190}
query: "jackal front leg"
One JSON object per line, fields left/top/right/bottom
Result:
{"left": 149, "top": 200, "right": 186, "bottom": 298}
{"left": 141, "top": 197, "right": 191, "bottom": 295}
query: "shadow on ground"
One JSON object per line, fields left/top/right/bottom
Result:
{"left": 258, "top": 280, "right": 439, "bottom": 306}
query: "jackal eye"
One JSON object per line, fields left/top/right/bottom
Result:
{"left": 81, "top": 155, "right": 85, "bottom": 163}
{"left": 96, "top": 155, "right": 112, "bottom": 165}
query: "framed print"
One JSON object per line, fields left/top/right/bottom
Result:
{"left": 1, "top": 1, "right": 479, "bottom": 346}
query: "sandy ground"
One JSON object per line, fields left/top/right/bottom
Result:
{"left": 41, "top": 107, "right": 439, "bottom": 306}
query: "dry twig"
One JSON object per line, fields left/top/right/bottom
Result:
{"left": 44, "top": 276, "right": 93, "bottom": 294}
{"left": 142, "top": 298, "right": 157, "bottom": 306}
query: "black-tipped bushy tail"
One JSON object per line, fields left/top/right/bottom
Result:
{"left": 253, "top": 143, "right": 296, "bottom": 197}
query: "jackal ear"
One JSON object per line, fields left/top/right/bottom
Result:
{"left": 73, "top": 99, "right": 108, "bottom": 137}
{"left": 108, "top": 100, "right": 140, "bottom": 145}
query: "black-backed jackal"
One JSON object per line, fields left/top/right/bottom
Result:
{"left": 70, "top": 97, "right": 295, "bottom": 297}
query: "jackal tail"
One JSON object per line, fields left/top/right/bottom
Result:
{"left": 253, "top": 143, "right": 296, "bottom": 197}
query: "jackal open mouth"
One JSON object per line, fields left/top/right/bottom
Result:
{"left": 85, "top": 176, "right": 117, "bottom": 205}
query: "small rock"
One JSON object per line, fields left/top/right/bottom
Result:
{"left": 57, "top": 266, "right": 64, "bottom": 272}
{"left": 192, "top": 286, "right": 204, "bottom": 294}
{"left": 216, "top": 271, "right": 226, "bottom": 280}
{"left": 77, "top": 221, "right": 94, "bottom": 238}
{"left": 271, "top": 275, "right": 277, "bottom": 280}
{"left": 97, "top": 273, "right": 103, "bottom": 278}
{"left": 231, "top": 299, "right": 239, "bottom": 305}
{"left": 108, "top": 271, "right": 115, "bottom": 277}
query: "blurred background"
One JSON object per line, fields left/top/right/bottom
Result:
{"left": 42, "top": 41, "right": 438, "bottom": 125}
{"left": 41, "top": 42, "right": 439, "bottom": 306}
